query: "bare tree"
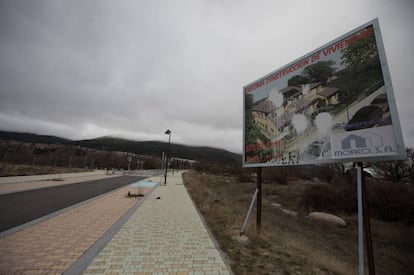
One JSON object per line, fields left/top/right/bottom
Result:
{"left": 372, "top": 148, "right": 413, "bottom": 182}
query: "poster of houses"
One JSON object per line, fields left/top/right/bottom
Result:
{"left": 243, "top": 18, "right": 405, "bottom": 167}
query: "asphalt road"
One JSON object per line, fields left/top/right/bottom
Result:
{"left": 0, "top": 176, "right": 145, "bottom": 232}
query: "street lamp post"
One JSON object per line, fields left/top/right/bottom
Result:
{"left": 164, "top": 129, "right": 172, "bottom": 185}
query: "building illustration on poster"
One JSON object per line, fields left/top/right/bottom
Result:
{"left": 243, "top": 18, "right": 405, "bottom": 167}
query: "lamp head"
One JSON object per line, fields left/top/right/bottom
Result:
{"left": 164, "top": 129, "right": 171, "bottom": 135}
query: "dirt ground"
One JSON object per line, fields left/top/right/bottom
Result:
{"left": 183, "top": 171, "right": 414, "bottom": 275}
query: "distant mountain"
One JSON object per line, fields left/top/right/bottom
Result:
{"left": 75, "top": 137, "right": 240, "bottom": 164}
{"left": 0, "top": 131, "right": 241, "bottom": 164}
{"left": 0, "top": 130, "right": 71, "bottom": 145}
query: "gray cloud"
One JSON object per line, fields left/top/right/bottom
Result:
{"left": 0, "top": 0, "right": 413, "bottom": 153}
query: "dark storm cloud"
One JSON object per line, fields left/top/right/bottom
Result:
{"left": 0, "top": 0, "right": 413, "bottom": 153}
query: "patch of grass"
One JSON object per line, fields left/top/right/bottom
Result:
{"left": 0, "top": 162, "right": 90, "bottom": 177}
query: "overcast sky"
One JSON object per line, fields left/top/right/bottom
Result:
{"left": 0, "top": 0, "right": 413, "bottom": 153}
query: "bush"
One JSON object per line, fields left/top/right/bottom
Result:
{"left": 279, "top": 165, "right": 337, "bottom": 182}
{"left": 142, "top": 158, "right": 159, "bottom": 169}
{"left": 193, "top": 161, "right": 249, "bottom": 177}
{"left": 263, "top": 167, "right": 288, "bottom": 184}
{"left": 371, "top": 148, "right": 414, "bottom": 182}
{"left": 367, "top": 182, "right": 414, "bottom": 223}
{"left": 239, "top": 173, "right": 254, "bottom": 183}
{"left": 301, "top": 180, "right": 414, "bottom": 223}
{"left": 301, "top": 184, "right": 357, "bottom": 214}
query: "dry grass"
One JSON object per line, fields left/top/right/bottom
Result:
{"left": 0, "top": 162, "right": 90, "bottom": 177}
{"left": 183, "top": 170, "right": 414, "bottom": 275}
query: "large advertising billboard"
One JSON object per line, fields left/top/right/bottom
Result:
{"left": 243, "top": 18, "right": 405, "bottom": 167}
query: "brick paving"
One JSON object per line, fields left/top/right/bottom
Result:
{"left": 84, "top": 171, "right": 230, "bottom": 275}
{"left": 0, "top": 184, "right": 146, "bottom": 274}
{"left": 0, "top": 172, "right": 231, "bottom": 274}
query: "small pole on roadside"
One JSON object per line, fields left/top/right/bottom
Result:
{"left": 256, "top": 167, "right": 262, "bottom": 234}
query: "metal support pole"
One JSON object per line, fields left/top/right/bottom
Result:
{"left": 256, "top": 167, "right": 262, "bottom": 233}
{"left": 240, "top": 188, "right": 258, "bottom": 235}
{"left": 164, "top": 155, "right": 168, "bottom": 185}
{"left": 161, "top": 152, "right": 165, "bottom": 170}
{"left": 357, "top": 163, "right": 364, "bottom": 275}
{"left": 164, "top": 131, "right": 171, "bottom": 185}
{"left": 360, "top": 162, "right": 376, "bottom": 275}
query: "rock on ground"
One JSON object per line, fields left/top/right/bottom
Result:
{"left": 280, "top": 208, "right": 298, "bottom": 217}
{"left": 232, "top": 234, "right": 250, "bottom": 245}
{"left": 270, "top": 203, "right": 282, "bottom": 208}
{"left": 309, "top": 212, "right": 347, "bottom": 227}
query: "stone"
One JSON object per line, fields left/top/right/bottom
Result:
{"left": 232, "top": 234, "right": 250, "bottom": 245}
{"left": 270, "top": 203, "right": 282, "bottom": 208}
{"left": 309, "top": 212, "right": 347, "bottom": 227}
{"left": 280, "top": 208, "right": 298, "bottom": 217}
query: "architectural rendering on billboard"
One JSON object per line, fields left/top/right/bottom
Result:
{"left": 243, "top": 18, "right": 405, "bottom": 167}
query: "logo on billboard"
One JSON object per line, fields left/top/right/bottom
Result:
{"left": 341, "top": 132, "right": 383, "bottom": 149}
{"left": 333, "top": 129, "right": 395, "bottom": 158}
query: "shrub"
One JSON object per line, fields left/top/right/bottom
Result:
{"left": 367, "top": 182, "right": 414, "bottom": 223}
{"left": 142, "top": 158, "right": 159, "bottom": 169}
{"left": 371, "top": 148, "right": 414, "bottom": 182}
{"left": 300, "top": 184, "right": 357, "bottom": 214}
{"left": 239, "top": 173, "right": 254, "bottom": 183}
{"left": 263, "top": 167, "right": 288, "bottom": 184}
{"left": 301, "top": 180, "right": 414, "bottom": 223}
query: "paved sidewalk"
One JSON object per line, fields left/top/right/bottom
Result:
{"left": 0, "top": 183, "right": 149, "bottom": 274}
{"left": 85, "top": 171, "right": 231, "bottom": 274}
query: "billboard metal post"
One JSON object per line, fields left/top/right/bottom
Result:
{"left": 356, "top": 163, "right": 364, "bottom": 275}
{"left": 360, "top": 162, "right": 376, "bottom": 275}
{"left": 357, "top": 162, "right": 376, "bottom": 275}
{"left": 256, "top": 167, "right": 262, "bottom": 234}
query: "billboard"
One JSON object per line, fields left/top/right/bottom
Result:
{"left": 243, "top": 18, "right": 405, "bottom": 167}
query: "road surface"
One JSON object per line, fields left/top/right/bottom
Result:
{"left": 0, "top": 176, "right": 145, "bottom": 232}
